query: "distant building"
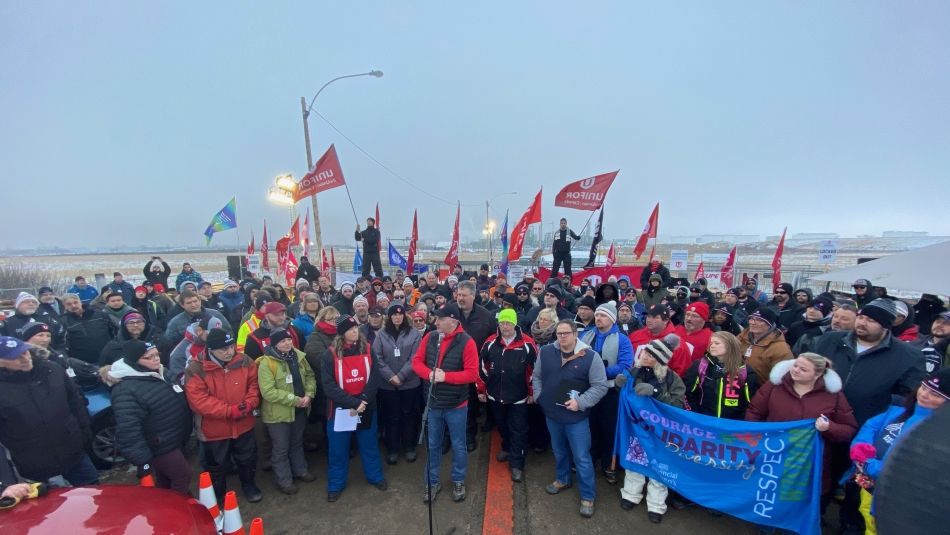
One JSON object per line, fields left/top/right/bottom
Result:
{"left": 791, "top": 232, "right": 839, "bottom": 240}
{"left": 695, "top": 234, "right": 761, "bottom": 245}
{"left": 882, "top": 231, "right": 929, "bottom": 238}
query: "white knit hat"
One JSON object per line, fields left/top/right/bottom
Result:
{"left": 15, "top": 292, "right": 38, "bottom": 309}
{"left": 595, "top": 302, "right": 617, "bottom": 323}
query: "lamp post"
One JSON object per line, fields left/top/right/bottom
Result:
{"left": 267, "top": 173, "right": 298, "bottom": 225}
{"left": 301, "top": 70, "right": 384, "bottom": 257}
{"left": 483, "top": 192, "right": 517, "bottom": 266}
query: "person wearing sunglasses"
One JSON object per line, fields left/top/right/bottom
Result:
{"left": 765, "top": 282, "right": 804, "bottom": 331}
{"left": 851, "top": 279, "right": 875, "bottom": 309}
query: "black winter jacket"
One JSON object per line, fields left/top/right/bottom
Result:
{"left": 811, "top": 331, "right": 926, "bottom": 425}
{"left": 355, "top": 226, "right": 381, "bottom": 254}
{"left": 460, "top": 304, "right": 498, "bottom": 350}
{"left": 61, "top": 306, "right": 116, "bottom": 365}
{"left": 0, "top": 360, "right": 90, "bottom": 481}
{"left": 110, "top": 362, "right": 192, "bottom": 466}
{"left": 479, "top": 328, "right": 538, "bottom": 404}
{"left": 1, "top": 310, "right": 66, "bottom": 350}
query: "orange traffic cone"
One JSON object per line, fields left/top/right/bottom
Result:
{"left": 249, "top": 517, "right": 264, "bottom": 535}
{"left": 197, "top": 472, "right": 223, "bottom": 531}
{"left": 140, "top": 474, "right": 155, "bottom": 487}
{"left": 222, "top": 491, "right": 245, "bottom": 535}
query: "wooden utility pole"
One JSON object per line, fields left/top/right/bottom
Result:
{"left": 301, "top": 96, "right": 324, "bottom": 259}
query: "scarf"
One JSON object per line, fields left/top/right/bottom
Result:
{"left": 531, "top": 320, "right": 556, "bottom": 345}
{"left": 317, "top": 320, "right": 337, "bottom": 336}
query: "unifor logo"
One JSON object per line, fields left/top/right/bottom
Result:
{"left": 580, "top": 177, "right": 596, "bottom": 190}
{"left": 351, "top": 369, "right": 359, "bottom": 377}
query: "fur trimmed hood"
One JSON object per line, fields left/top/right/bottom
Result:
{"left": 769, "top": 358, "right": 842, "bottom": 393}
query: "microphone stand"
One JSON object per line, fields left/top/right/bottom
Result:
{"left": 419, "top": 332, "right": 443, "bottom": 535}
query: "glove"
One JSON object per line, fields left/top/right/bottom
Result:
{"left": 614, "top": 373, "right": 627, "bottom": 389}
{"left": 229, "top": 406, "right": 244, "bottom": 419}
{"left": 850, "top": 443, "right": 876, "bottom": 463}
{"left": 634, "top": 383, "right": 656, "bottom": 397}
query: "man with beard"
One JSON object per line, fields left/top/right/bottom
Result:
{"left": 353, "top": 295, "right": 370, "bottom": 325}
{"left": 61, "top": 293, "right": 115, "bottom": 365}
{"left": 162, "top": 290, "right": 232, "bottom": 353}
{"left": 765, "top": 282, "right": 803, "bottom": 330}
{"left": 243, "top": 302, "right": 304, "bottom": 359}
{"left": 37, "top": 286, "right": 64, "bottom": 318}
{"left": 332, "top": 282, "right": 357, "bottom": 316}
{"left": 0, "top": 292, "right": 65, "bottom": 350}
{"left": 525, "top": 286, "right": 573, "bottom": 328}
{"left": 512, "top": 283, "right": 536, "bottom": 330}
{"left": 851, "top": 279, "right": 875, "bottom": 309}
{"left": 671, "top": 302, "right": 713, "bottom": 376}
{"left": 909, "top": 311, "right": 950, "bottom": 373}
{"left": 455, "top": 281, "right": 498, "bottom": 452}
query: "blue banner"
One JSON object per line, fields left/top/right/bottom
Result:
{"left": 498, "top": 210, "right": 509, "bottom": 276}
{"left": 388, "top": 241, "right": 407, "bottom": 270}
{"left": 616, "top": 393, "right": 822, "bottom": 535}
{"left": 353, "top": 248, "right": 363, "bottom": 274}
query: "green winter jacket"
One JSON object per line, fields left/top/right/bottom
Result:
{"left": 257, "top": 348, "right": 317, "bottom": 424}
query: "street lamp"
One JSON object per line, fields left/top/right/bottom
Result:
{"left": 484, "top": 192, "right": 517, "bottom": 265}
{"left": 267, "top": 174, "right": 297, "bottom": 225}
{"left": 300, "top": 70, "right": 384, "bottom": 257}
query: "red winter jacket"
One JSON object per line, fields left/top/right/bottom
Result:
{"left": 746, "top": 359, "right": 857, "bottom": 494}
{"left": 672, "top": 325, "right": 713, "bottom": 376}
{"left": 184, "top": 352, "right": 260, "bottom": 442}
{"left": 629, "top": 323, "right": 693, "bottom": 376}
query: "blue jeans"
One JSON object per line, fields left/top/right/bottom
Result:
{"left": 326, "top": 412, "right": 385, "bottom": 492}
{"left": 546, "top": 417, "right": 595, "bottom": 501}
{"left": 62, "top": 454, "right": 100, "bottom": 486}
{"left": 426, "top": 406, "right": 468, "bottom": 485}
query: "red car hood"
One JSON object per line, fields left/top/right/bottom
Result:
{"left": 1, "top": 485, "right": 218, "bottom": 534}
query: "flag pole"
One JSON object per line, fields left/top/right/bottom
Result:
{"left": 577, "top": 208, "right": 598, "bottom": 236}
{"left": 343, "top": 182, "right": 360, "bottom": 225}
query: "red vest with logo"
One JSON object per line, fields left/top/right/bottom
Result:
{"left": 334, "top": 344, "right": 372, "bottom": 396}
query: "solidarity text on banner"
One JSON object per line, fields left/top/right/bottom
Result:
{"left": 615, "top": 394, "right": 822, "bottom": 535}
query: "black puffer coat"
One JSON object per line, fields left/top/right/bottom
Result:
{"left": 110, "top": 361, "right": 192, "bottom": 466}
{"left": 62, "top": 306, "right": 116, "bottom": 364}
{"left": 0, "top": 360, "right": 90, "bottom": 481}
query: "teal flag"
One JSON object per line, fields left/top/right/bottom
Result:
{"left": 204, "top": 197, "right": 238, "bottom": 244}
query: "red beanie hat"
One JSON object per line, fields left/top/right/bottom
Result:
{"left": 685, "top": 302, "right": 710, "bottom": 322}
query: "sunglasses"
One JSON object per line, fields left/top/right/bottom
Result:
{"left": 852, "top": 286, "right": 866, "bottom": 290}
{"left": 690, "top": 289, "right": 701, "bottom": 293}
{"left": 774, "top": 291, "right": 787, "bottom": 295}
{"left": 517, "top": 291, "right": 529, "bottom": 295}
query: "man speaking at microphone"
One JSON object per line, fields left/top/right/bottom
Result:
{"left": 412, "top": 303, "right": 479, "bottom": 504}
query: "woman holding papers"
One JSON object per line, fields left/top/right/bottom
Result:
{"left": 258, "top": 329, "right": 317, "bottom": 495}
{"left": 320, "top": 314, "right": 388, "bottom": 503}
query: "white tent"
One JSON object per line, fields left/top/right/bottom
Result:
{"left": 809, "top": 240, "right": 950, "bottom": 296}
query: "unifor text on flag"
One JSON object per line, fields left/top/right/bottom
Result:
{"left": 554, "top": 171, "right": 618, "bottom": 211}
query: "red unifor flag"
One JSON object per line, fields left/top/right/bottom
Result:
{"left": 633, "top": 203, "right": 659, "bottom": 260}
{"left": 554, "top": 170, "right": 618, "bottom": 211}
{"left": 444, "top": 203, "right": 461, "bottom": 270}
{"left": 375, "top": 203, "right": 382, "bottom": 252}
{"left": 407, "top": 210, "right": 418, "bottom": 275}
{"left": 287, "top": 217, "right": 300, "bottom": 247}
{"left": 321, "top": 248, "right": 330, "bottom": 272}
{"left": 508, "top": 189, "right": 542, "bottom": 262}
{"left": 285, "top": 249, "right": 298, "bottom": 286}
{"left": 720, "top": 246, "right": 738, "bottom": 288}
{"left": 246, "top": 232, "right": 255, "bottom": 268}
{"left": 275, "top": 237, "right": 289, "bottom": 276}
{"left": 694, "top": 261, "right": 705, "bottom": 281}
{"left": 261, "top": 221, "right": 270, "bottom": 272}
{"left": 772, "top": 227, "right": 787, "bottom": 288}
{"left": 294, "top": 144, "right": 347, "bottom": 201}
{"left": 606, "top": 242, "right": 617, "bottom": 269}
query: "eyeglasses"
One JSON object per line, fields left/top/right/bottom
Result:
{"left": 555, "top": 331, "right": 574, "bottom": 337}
{"left": 412, "top": 319, "right": 426, "bottom": 324}
{"left": 852, "top": 286, "right": 866, "bottom": 290}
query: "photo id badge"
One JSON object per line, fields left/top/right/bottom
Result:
{"left": 285, "top": 374, "right": 294, "bottom": 384}
{"left": 394, "top": 348, "right": 401, "bottom": 357}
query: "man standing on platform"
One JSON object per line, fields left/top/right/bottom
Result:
{"left": 551, "top": 218, "right": 581, "bottom": 281}
{"left": 355, "top": 217, "right": 384, "bottom": 278}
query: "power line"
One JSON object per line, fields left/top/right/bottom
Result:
{"left": 312, "top": 110, "right": 482, "bottom": 207}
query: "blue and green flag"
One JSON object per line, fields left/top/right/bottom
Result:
{"left": 498, "top": 210, "right": 510, "bottom": 276}
{"left": 204, "top": 197, "right": 237, "bottom": 244}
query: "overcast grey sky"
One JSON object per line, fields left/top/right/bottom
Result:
{"left": 2, "top": 2, "right": 948, "bottom": 250}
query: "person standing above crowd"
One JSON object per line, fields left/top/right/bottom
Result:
{"left": 738, "top": 309, "right": 793, "bottom": 383}
{"left": 143, "top": 257, "right": 172, "bottom": 288}
{"left": 109, "top": 341, "right": 193, "bottom": 494}
{"left": 1, "top": 292, "right": 66, "bottom": 350}
{"left": 175, "top": 262, "right": 204, "bottom": 290}
{"left": 67, "top": 276, "right": 99, "bottom": 305}
{"left": 746, "top": 353, "right": 858, "bottom": 512}
{"left": 258, "top": 329, "right": 317, "bottom": 495}
{"left": 532, "top": 319, "right": 607, "bottom": 519}
{"left": 183, "top": 329, "right": 262, "bottom": 504}
{"left": 0, "top": 336, "right": 99, "bottom": 487}
{"left": 683, "top": 331, "right": 758, "bottom": 419}
{"left": 296, "top": 256, "right": 321, "bottom": 285}
{"left": 477, "top": 309, "right": 538, "bottom": 483}
{"left": 374, "top": 303, "right": 423, "bottom": 465}
{"left": 355, "top": 217, "right": 384, "bottom": 278}
{"left": 320, "top": 315, "right": 387, "bottom": 502}
{"left": 615, "top": 334, "right": 686, "bottom": 524}
{"left": 551, "top": 218, "right": 581, "bottom": 280}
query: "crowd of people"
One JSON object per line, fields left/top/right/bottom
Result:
{"left": 0, "top": 249, "right": 947, "bottom": 535}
